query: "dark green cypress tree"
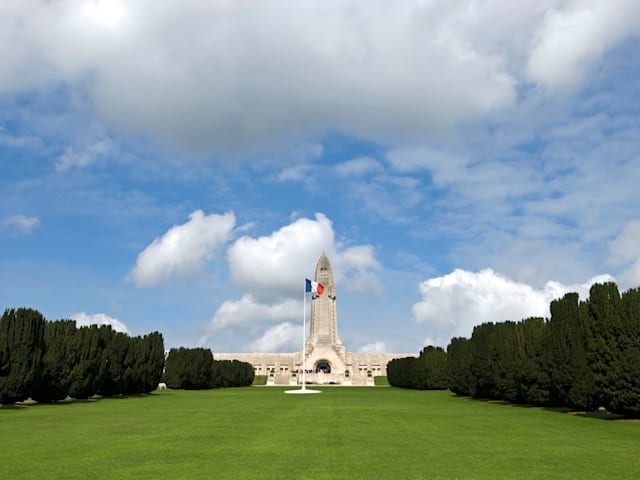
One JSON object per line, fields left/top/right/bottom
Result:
{"left": 492, "top": 321, "right": 519, "bottom": 402}
{"left": 141, "top": 332, "right": 165, "bottom": 393}
{"left": 584, "top": 282, "right": 640, "bottom": 416}
{"left": 447, "top": 337, "right": 472, "bottom": 396}
{"left": 0, "top": 308, "right": 46, "bottom": 404}
{"left": 412, "top": 353, "right": 428, "bottom": 389}
{"left": 238, "top": 359, "right": 255, "bottom": 386}
{"left": 386, "top": 357, "right": 401, "bottom": 387}
{"left": 211, "top": 359, "right": 230, "bottom": 388}
{"left": 613, "top": 287, "right": 640, "bottom": 416}
{"left": 68, "top": 325, "right": 105, "bottom": 399}
{"left": 585, "top": 282, "right": 622, "bottom": 410}
{"left": 121, "top": 335, "right": 140, "bottom": 394}
{"left": 193, "top": 348, "right": 215, "bottom": 388}
{"left": 516, "top": 317, "right": 550, "bottom": 405}
{"left": 164, "top": 348, "right": 183, "bottom": 388}
{"left": 165, "top": 347, "right": 214, "bottom": 389}
{"left": 387, "top": 356, "right": 417, "bottom": 388}
{"left": 31, "top": 320, "right": 77, "bottom": 402}
{"left": 548, "top": 293, "right": 595, "bottom": 410}
{"left": 101, "top": 331, "right": 164, "bottom": 395}
{"left": 548, "top": 293, "right": 577, "bottom": 406}
{"left": 387, "top": 349, "right": 448, "bottom": 391}
{"left": 469, "top": 322, "right": 498, "bottom": 399}
{"left": 99, "top": 329, "right": 130, "bottom": 397}
{"left": 404, "top": 356, "right": 418, "bottom": 388}
{"left": 422, "top": 346, "right": 448, "bottom": 390}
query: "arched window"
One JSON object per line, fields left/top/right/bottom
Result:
{"left": 315, "top": 360, "right": 331, "bottom": 373}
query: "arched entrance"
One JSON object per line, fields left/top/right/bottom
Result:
{"left": 315, "top": 360, "right": 332, "bottom": 374}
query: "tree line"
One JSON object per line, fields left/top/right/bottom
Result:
{"left": 388, "top": 282, "right": 640, "bottom": 417}
{"left": 164, "top": 347, "right": 254, "bottom": 389}
{"left": 387, "top": 346, "right": 448, "bottom": 390}
{"left": 0, "top": 308, "right": 164, "bottom": 404}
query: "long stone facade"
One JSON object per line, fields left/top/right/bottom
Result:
{"left": 215, "top": 253, "right": 416, "bottom": 385}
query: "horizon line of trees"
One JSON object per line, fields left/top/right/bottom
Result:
{"left": 387, "top": 346, "right": 448, "bottom": 390}
{"left": 0, "top": 308, "right": 165, "bottom": 404}
{"left": 388, "top": 282, "right": 640, "bottom": 417}
{"left": 164, "top": 347, "right": 254, "bottom": 389}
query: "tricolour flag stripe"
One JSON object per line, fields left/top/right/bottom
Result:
{"left": 305, "top": 278, "right": 324, "bottom": 295}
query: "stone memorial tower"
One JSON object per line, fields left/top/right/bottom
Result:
{"left": 214, "top": 253, "right": 417, "bottom": 385}
{"left": 305, "top": 253, "right": 346, "bottom": 374}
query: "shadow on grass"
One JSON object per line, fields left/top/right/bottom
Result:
{"left": 507, "top": 401, "right": 628, "bottom": 421}
{"left": 448, "top": 392, "right": 632, "bottom": 421}
{"left": 2, "top": 391, "right": 173, "bottom": 408}
{"left": 1, "top": 403, "right": 32, "bottom": 409}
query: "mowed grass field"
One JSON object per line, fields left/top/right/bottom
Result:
{"left": 1, "top": 387, "right": 639, "bottom": 479}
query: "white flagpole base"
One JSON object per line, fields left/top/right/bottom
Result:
{"left": 285, "top": 386, "right": 322, "bottom": 394}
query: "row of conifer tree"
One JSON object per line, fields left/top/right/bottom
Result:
{"left": 388, "top": 282, "right": 640, "bottom": 417}
{"left": 164, "top": 347, "right": 254, "bottom": 389}
{"left": 387, "top": 345, "right": 448, "bottom": 390}
{"left": 0, "top": 308, "right": 165, "bottom": 404}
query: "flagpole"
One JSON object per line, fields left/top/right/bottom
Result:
{"left": 285, "top": 279, "right": 321, "bottom": 394}
{"left": 302, "top": 284, "right": 307, "bottom": 390}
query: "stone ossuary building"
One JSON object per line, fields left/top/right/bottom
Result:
{"left": 215, "top": 253, "right": 415, "bottom": 386}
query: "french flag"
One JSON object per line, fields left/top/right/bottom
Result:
{"left": 305, "top": 279, "right": 324, "bottom": 295}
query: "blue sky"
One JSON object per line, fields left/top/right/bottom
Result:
{"left": 1, "top": 1, "right": 640, "bottom": 354}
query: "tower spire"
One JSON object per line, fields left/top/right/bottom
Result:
{"left": 308, "top": 253, "right": 342, "bottom": 347}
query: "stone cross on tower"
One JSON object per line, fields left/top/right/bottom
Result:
{"left": 306, "top": 253, "right": 346, "bottom": 372}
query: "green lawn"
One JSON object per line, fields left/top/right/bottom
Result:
{"left": 1, "top": 387, "right": 638, "bottom": 479}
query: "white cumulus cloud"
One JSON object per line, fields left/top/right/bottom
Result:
{"left": 130, "top": 210, "right": 235, "bottom": 287}
{"left": 199, "top": 294, "right": 301, "bottom": 350}
{"left": 526, "top": 0, "right": 640, "bottom": 91}
{"left": 1, "top": 1, "right": 639, "bottom": 152}
{"left": 0, "top": 0, "right": 519, "bottom": 151}
{"left": 386, "top": 146, "right": 467, "bottom": 184}
{"left": 2, "top": 214, "right": 40, "bottom": 235}
{"left": 56, "top": 140, "right": 111, "bottom": 171}
{"left": 227, "top": 213, "right": 333, "bottom": 299}
{"left": 245, "top": 322, "right": 303, "bottom": 353}
{"left": 72, "top": 312, "right": 130, "bottom": 334}
{"left": 227, "top": 213, "right": 380, "bottom": 300}
{"left": 609, "top": 219, "right": 640, "bottom": 288}
{"left": 334, "top": 156, "right": 383, "bottom": 177}
{"left": 207, "top": 213, "right": 381, "bottom": 350}
{"left": 358, "top": 341, "right": 388, "bottom": 354}
{"left": 412, "top": 268, "right": 615, "bottom": 346}
{"left": 207, "top": 294, "right": 300, "bottom": 333}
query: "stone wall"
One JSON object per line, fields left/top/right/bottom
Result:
{"left": 214, "top": 350, "right": 418, "bottom": 384}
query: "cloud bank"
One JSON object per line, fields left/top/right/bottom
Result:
{"left": 56, "top": 140, "right": 112, "bottom": 171}
{"left": 526, "top": 0, "right": 640, "bottom": 91}
{"left": 358, "top": 341, "right": 389, "bottom": 354}
{"left": 245, "top": 322, "right": 303, "bottom": 353}
{"left": 130, "top": 210, "right": 235, "bottom": 287}
{"left": 72, "top": 311, "right": 130, "bottom": 334}
{"left": 0, "top": 1, "right": 516, "bottom": 150}
{"left": 609, "top": 219, "right": 640, "bottom": 288}
{"left": 5, "top": 1, "right": 638, "bottom": 153}
{"left": 1, "top": 214, "right": 40, "bottom": 235}
{"left": 203, "top": 213, "right": 381, "bottom": 350}
{"left": 412, "top": 268, "right": 615, "bottom": 346}
{"left": 227, "top": 213, "right": 380, "bottom": 301}
{"left": 207, "top": 294, "right": 300, "bottom": 333}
